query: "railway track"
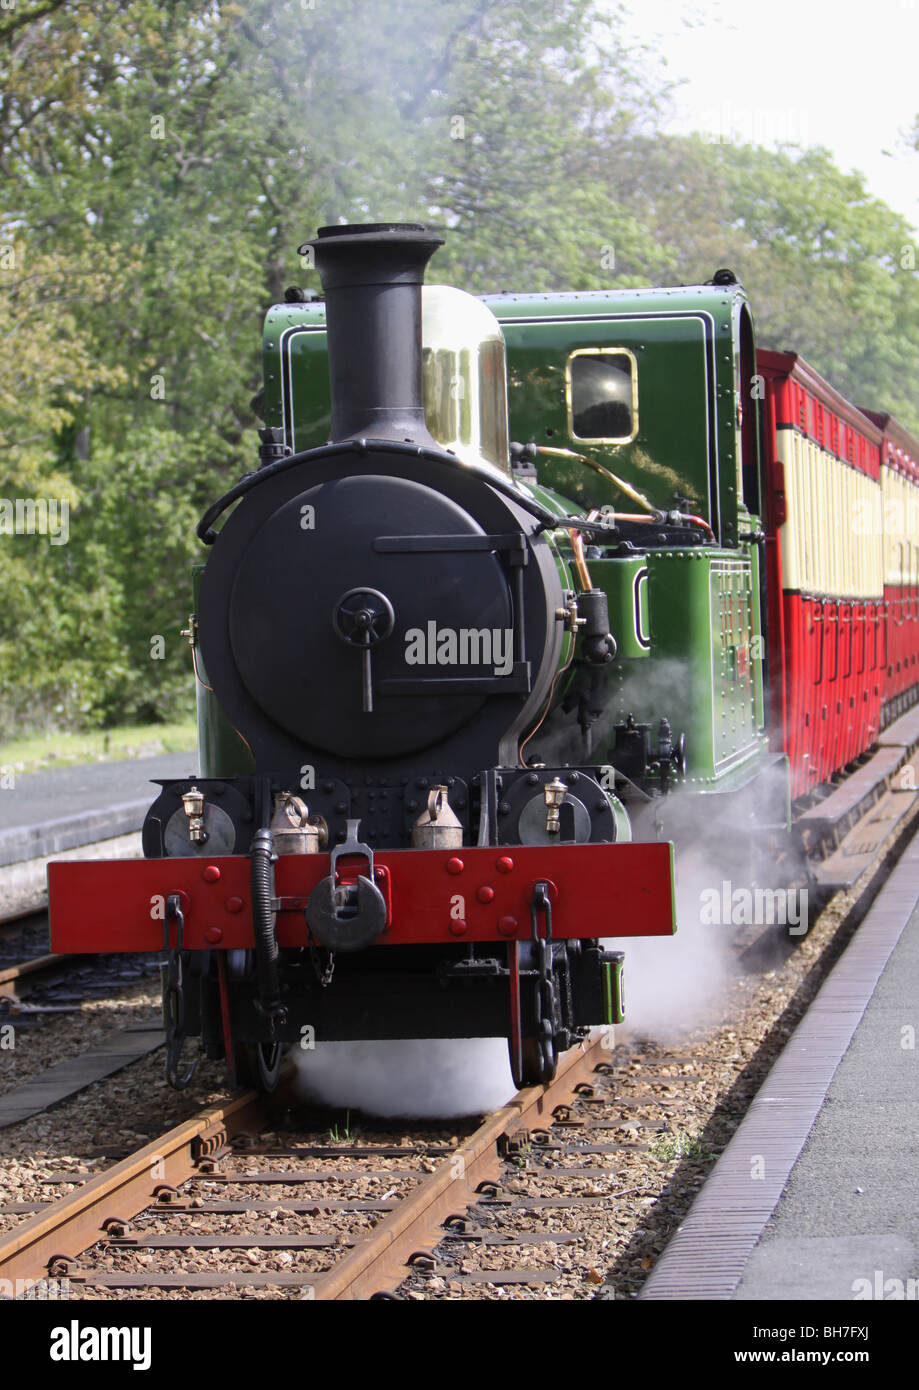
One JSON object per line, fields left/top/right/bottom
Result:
{"left": 5, "top": 737, "right": 919, "bottom": 1301}
{"left": 1, "top": 1038, "right": 638, "bottom": 1299}
{"left": 0, "top": 911, "right": 158, "bottom": 1044}
{"left": 0, "top": 910, "right": 158, "bottom": 1003}
{"left": 1, "top": 815, "right": 913, "bottom": 1302}
{"left": 0, "top": 909, "right": 162, "bottom": 1132}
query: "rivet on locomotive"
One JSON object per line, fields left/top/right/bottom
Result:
{"left": 52, "top": 222, "right": 808, "bottom": 1092}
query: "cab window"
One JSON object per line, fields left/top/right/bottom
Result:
{"left": 567, "top": 349, "right": 637, "bottom": 443}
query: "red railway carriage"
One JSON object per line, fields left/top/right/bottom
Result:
{"left": 759, "top": 352, "right": 919, "bottom": 801}
{"left": 758, "top": 351, "right": 886, "bottom": 800}
{"left": 860, "top": 411, "right": 919, "bottom": 724}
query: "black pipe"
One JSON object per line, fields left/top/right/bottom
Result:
{"left": 577, "top": 589, "right": 616, "bottom": 664}
{"left": 304, "top": 222, "right": 444, "bottom": 445}
{"left": 250, "top": 826, "right": 286, "bottom": 1039}
{"left": 197, "top": 437, "right": 617, "bottom": 545}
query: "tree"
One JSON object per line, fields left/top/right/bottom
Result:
{"left": 605, "top": 135, "right": 919, "bottom": 433}
{"left": 1, "top": 0, "right": 670, "bottom": 731}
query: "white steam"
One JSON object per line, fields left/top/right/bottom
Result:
{"left": 613, "top": 759, "right": 798, "bottom": 1038}
{"left": 290, "top": 769, "right": 796, "bottom": 1105}
{"left": 610, "top": 844, "right": 737, "bottom": 1039}
{"left": 293, "top": 1037, "right": 515, "bottom": 1119}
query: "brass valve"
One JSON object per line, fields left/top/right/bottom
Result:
{"left": 543, "top": 777, "right": 568, "bottom": 835}
{"left": 181, "top": 786, "right": 208, "bottom": 844}
{"left": 554, "top": 598, "right": 586, "bottom": 634}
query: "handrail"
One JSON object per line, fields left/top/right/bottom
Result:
{"left": 811, "top": 597, "right": 824, "bottom": 686}
{"left": 840, "top": 600, "right": 853, "bottom": 680}
{"left": 856, "top": 601, "right": 866, "bottom": 676}
{"left": 826, "top": 598, "right": 839, "bottom": 684}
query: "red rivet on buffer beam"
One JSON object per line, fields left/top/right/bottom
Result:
{"left": 449, "top": 919, "right": 468, "bottom": 936}
{"left": 205, "top": 926, "right": 223, "bottom": 943}
{"left": 225, "top": 897, "right": 243, "bottom": 914}
{"left": 496, "top": 856, "right": 515, "bottom": 873}
{"left": 202, "top": 865, "right": 221, "bottom": 883}
{"left": 497, "top": 916, "right": 518, "bottom": 936}
{"left": 476, "top": 885, "right": 495, "bottom": 903}
{"left": 446, "top": 858, "right": 464, "bottom": 875}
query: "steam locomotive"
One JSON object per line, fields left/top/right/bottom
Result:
{"left": 49, "top": 221, "right": 919, "bottom": 1091}
{"left": 49, "top": 224, "right": 677, "bottom": 1090}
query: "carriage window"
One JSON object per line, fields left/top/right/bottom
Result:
{"left": 567, "top": 349, "right": 637, "bottom": 443}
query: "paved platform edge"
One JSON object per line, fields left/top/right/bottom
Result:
{"left": 0, "top": 799, "right": 149, "bottom": 869}
{"left": 639, "top": 829, "right": 919, "bottom": 1300}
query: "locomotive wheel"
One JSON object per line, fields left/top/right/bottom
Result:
{"left": 508, "top": 1028, "right": 558, "bottom": 1089}
{"left": 509, "top": 1038, "right": 542, "bottom": 1089}
{"left": 233, "top": 1041, "right": 282, "bottom": 1093}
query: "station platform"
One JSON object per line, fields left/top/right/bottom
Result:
{"left": 0, "top": 754, "right": 195, "bottom": 866}
{"left": 641, "top": 823, "right": 919, "bottom": 1302}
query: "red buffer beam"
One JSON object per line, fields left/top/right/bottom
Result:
{"left": 49, "top": 842, "right": 677, "bottom": 954}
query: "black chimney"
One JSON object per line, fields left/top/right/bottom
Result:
{"left": 305, "top": 222, "right": 444, "bottom": 445}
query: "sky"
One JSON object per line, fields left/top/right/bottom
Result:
{"left": 620, "top": 0, "right": 919, "bottom": 232}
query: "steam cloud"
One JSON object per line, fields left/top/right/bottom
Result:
{"left": 612, "top": 757, "right": 798, "bottom": 1037}
{"left": 610, "top": 843, "right": 737, "bottom": 1038}
{"left": 293, "top": 1036, "right": 515, "bottom": 1119}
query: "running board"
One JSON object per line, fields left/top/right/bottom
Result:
{"left": 804, "top": 748, "right": 919, "bottom": 889}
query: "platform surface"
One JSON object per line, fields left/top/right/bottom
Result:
{"left": 641, "top": 824, "right": 919, "bottom": 1301}
{"left": 0, "top": 754, "right": 195, "bottom": 864}
{"left": 734, "top": 867, "right": 919, "bottom": 1300}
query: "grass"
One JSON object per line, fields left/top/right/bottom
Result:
{"left": 0, "top": 720, "right": 197, "bottom": 775}
{"left": 649, "top": 1130, "right": 713, "bottom": 1163}
{"left": 327, "top": 1111, "right": 360, "bottom": 1144}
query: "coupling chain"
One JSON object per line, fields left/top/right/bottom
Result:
{"left": 530, "top": 881, "right": 557, "bottom": 1080}
{"left": 163, "top": 894, "right": 198, "bottom": 1090}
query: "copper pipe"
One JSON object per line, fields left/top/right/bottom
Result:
{"left": 591, "top": 504, "right": 715, "bottom": 540}
{"left": 536, "top": 445, "right": 657, "bottom": 514}
{"left": 567, "top": 528, "right": 593, "bottom": 590}
{"left": 682, "top": 512, "right": 716, "bottom": 540}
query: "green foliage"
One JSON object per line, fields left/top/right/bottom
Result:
{"left": 610, "top": 136, "right": 919, "bottom": 434}
{"left": 1, "top": 0, "right": 669, "bottom": 733}
{"left": 2, "top": 2, "right": 919, "bottom": 733}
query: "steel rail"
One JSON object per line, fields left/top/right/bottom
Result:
{"left": 0, "top": 1042, "right": 606, "bottom": 1298}
{"left": 314, "top": 1036, "right": 605, "bottom": 1299}
{"left": 0, "top": 952, "right": 72, "bottom": 998}
{"left": 0, "top": 1088, "right": 268, "bottom": 1284}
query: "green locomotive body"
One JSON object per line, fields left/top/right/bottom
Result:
{"left": 251, "top": 279, "right": 787, "bottom": 850}
{"left": 487, "top": 287, "right": 787, "bottom": 844}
